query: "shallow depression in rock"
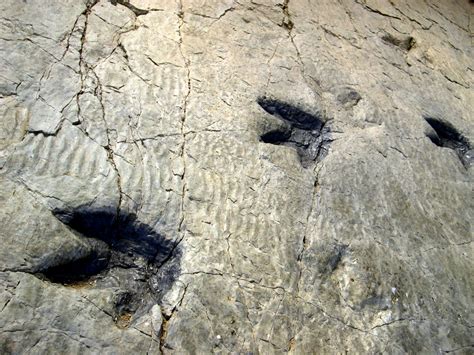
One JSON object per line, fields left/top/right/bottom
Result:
{"left": 425, "top": 117, "right": 473, "bottom": 168}
{"left": 37, "top": 206, "right": 182, "bottom": 314}
{"left": 258, "top": 97, "right": 332, "bottom": 167}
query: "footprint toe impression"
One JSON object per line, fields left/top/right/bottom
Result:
{"left": 425, "top": 117, "right": 472, "bottom": 168}
{"left": 35, "top": 206, "right": 181, "bottom": 327}
{"left": 258, "top": 97, "right": 332, "bottom": 168}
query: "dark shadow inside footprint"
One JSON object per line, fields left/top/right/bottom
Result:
{"left": 40, "top": 249, "right": 110, "bottom": 284}
{"left": 52, "top": 208, "right": 174, "bottom": 263}
{"left": 258, "top": 97, "right": 331, "bottom": 167}
{"left": 425, "top": 117, "right": 472, "bottom": 168}
{"left": 36, "top": 206, "right": 181, "bottom": 321}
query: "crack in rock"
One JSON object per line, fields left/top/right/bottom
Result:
{"left": 110, "top": 0, "right": 149, "bottom": 16}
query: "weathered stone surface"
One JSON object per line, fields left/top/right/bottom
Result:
{"left": 0, "top": 0, "right": 472, "bottom": 353}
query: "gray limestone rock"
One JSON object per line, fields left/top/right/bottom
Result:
{"left": 0, "top": 0, "right": 473, "bottom": 353}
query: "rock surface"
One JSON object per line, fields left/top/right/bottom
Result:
{"left": 0, "top": 0, "right": 473, "bottom": 353}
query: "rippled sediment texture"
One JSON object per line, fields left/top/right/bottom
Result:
{"left": 0, "top": 0, "right": 472, "bottom": 353}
